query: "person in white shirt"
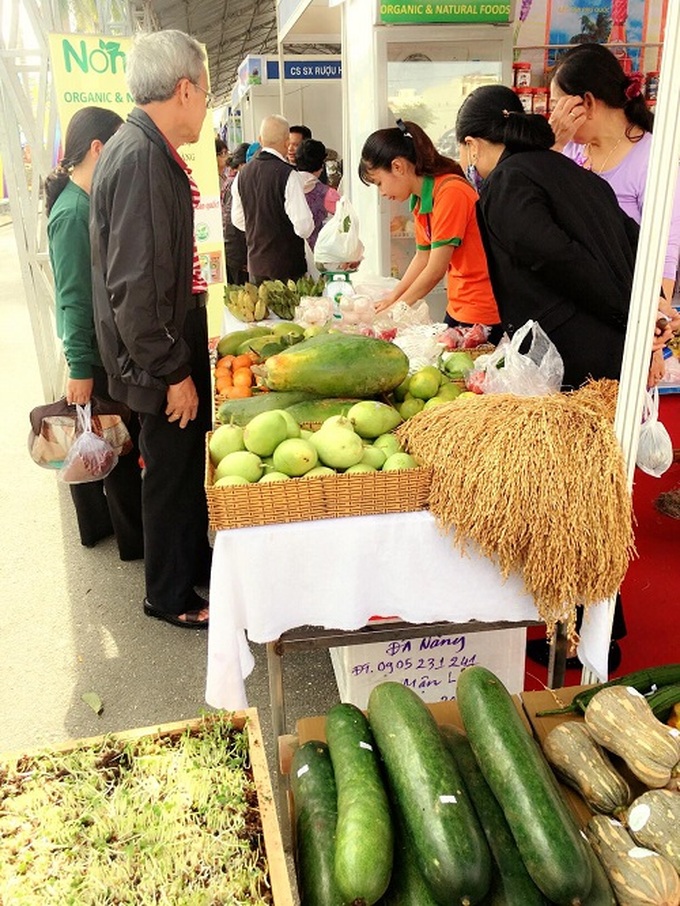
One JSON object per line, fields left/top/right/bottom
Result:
{"left": 231, "top": 114, "right": 313, "bottom": 283}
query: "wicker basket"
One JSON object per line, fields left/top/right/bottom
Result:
{"left": 468, "top": 343, "right": 495, "bottom": 360}
{"left": 205, "top": 433, "right": 432, "bottom": 530}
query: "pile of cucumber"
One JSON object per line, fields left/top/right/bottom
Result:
{"left": 291, "top": 666, "right": 615, "bottom": 906}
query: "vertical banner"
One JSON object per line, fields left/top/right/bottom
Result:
{"left": 47, "top": 34, "right": 225, "bottom": 336}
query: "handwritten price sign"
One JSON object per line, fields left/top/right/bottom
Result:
{"left": 330, "top": 629, "right": 526, "bottom": 709}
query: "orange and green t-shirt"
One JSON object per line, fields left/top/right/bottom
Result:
{"left": 411, "top": 173, "right": 499, "bottom": 325}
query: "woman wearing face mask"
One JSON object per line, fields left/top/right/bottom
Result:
{"left": 456, "top": 84, "right": 640, "bottom": 389}
{"left": 359, "top": 119, "right": 501, "bottom": 340}
{"left": 457, "top": 84, "right": 643, "bottom": 672}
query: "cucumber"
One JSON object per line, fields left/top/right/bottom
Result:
{"left": 645, "top": 682, "right": 680, "bottom": 721}
{"left": 290, "top": 741, "right": 344, "bottom": 906}
{"left": 285, "top": 398, "right": 362, "bottom": 425}
{"left": 456, "top": 666, "right": 593, "bottom": 905}
{"left": 326, "top": 703, "right": 393, "bottom": 905}
{"left": 379, "top": 799, "right": 439, "bottom": 906}
{"left": 441, "top": 725, "right": 549, "bottom": 906}
{"left": 536, "top": 664, "right": 680, "bottom": 716}
{"left": 216, "top": 391, "right": 319, "bottom": 426}
{"left": 367, "top": 682, "right": 491, "bottom": 906}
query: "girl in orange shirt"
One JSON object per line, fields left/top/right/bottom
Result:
{"left": 359, "top": 119, "right": 501, "bottom": 340}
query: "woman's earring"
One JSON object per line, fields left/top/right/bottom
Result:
{"left": 463, "top": 144, "right": 482, "bottom": 191}
{"left": 465, "top": 160, "right": 483, "bottom": 192}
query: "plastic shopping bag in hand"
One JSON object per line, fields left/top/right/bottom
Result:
{"left": 482, "top": 320, "right": 564, "bottom": 396}
{"left": 59, "top": 402, "right": 118, "bottom": 484}
{"left": 636, "top": 386, "right": 673, "bottom": 477}
{"left": 314, "top": 196, "right": 364, "bottom": 271}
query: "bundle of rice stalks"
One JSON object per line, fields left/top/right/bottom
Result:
{"left": 396, "top": 380, "right": 633, "bottom": 637}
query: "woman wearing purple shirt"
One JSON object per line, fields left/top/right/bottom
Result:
{"left": 549, "top": 42, "right": 679, "bottom": 384}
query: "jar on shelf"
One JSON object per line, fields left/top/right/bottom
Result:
{"left": 645, "top": 71, "right": 660, "bottom": 101}
{"left": 532, "top": 87, "right": 549, "bottom": 117}
{"left": 514, "top": 86, "right": 534, "bottom": 114}
{"left": 512, "top": 61, "right": 531, "bottom": 88}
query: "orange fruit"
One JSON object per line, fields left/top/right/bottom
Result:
{"left": 214, "top": 358, "right": 232, "bottom": 375}
{"left": 215, "top": 373, "right": 233, "bottom": 394}
{"left": 217, "top": 354, "right": 235, "bottom": 368}
{"left": 232, "top": 353, "right": 254, "bottom": 371}
{"left": 223, "top": 385, "right": 252, "bottom": 399}
{"left": 233, "top": 367, "right": 253, "bottom": 388}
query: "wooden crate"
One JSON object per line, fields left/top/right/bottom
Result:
{"left": 0, "top": 709, "right": 294, "bottom": 906}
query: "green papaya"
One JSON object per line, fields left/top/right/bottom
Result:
{"left": 217, "top": 326, "right": 274, "bottom": 357}
{"left": 235, "top": 334, "right": 279, "bottom": 356}
{"left": 263, "top": 333, "right": 409, "bottom": 398}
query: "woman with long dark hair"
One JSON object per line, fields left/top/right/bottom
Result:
{"left": 46, "top": 106, "right": 143, "bottom": 559}
{"left": 359, "top": 119, "right": 501, "bottom": 338}
{"left": 549, "top": 42, "right": 680, "bottom": 384}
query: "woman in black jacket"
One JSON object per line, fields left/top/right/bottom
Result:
{"left": 456, "top": 85, "right": 639, "bottom": 668}
{"left": 455, "top": 83, "right": 639, "bottom": 389}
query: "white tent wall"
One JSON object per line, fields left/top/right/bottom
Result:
{"left": 235, "top": 66, "right": 342, "bottom": 151}
{"left": 0, "top": 0, "right": 140, "bottom": 402}
{"left": 0, "top": 0, "right": 65, "bottom": 401}
{"left": 614, "top": 1, "right": 680, "bottom": 487}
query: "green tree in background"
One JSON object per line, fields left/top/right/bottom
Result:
{"left": 570, "top": 12, "right": 612, "bottom": 45}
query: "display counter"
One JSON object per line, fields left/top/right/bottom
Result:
{"left": 205, "top": 509, "right": 613, "bottom": 712}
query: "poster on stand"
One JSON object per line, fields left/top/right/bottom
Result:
{"left": 514, "top": 1, "right": 666, "bottom": 84}
{"left": 47, "top": 34, "right": 225, "bottom": 335}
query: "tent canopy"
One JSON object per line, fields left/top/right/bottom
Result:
{"left": 136, "top": 0, "right": 339, "bottom": 105}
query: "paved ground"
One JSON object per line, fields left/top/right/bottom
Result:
{"left": 0, "top": 217, "right": 338, "bottom": 895}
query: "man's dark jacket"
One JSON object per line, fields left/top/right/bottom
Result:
{"left": 90, "top": 108, "right": 194, "bottom": 414}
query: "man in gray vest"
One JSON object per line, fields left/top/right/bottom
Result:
{"left": 232, "top": 114, "right": 313, "bottom": 283}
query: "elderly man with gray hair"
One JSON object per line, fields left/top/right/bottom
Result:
{"left": 231, "top": 114, "right": 314, "bottom": 283}
{"left": 90, "top": 29, "right": 213, "bottom": 629}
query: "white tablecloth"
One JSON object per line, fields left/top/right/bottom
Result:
{"left": 205, "top": 510, "right": 610, "bottom": 709}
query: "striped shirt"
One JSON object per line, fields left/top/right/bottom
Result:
{"left": 187, "top": 169, "right": 208, "bottom": 295}
{"left": 163, "top": 136, "right": 208, "bottom": 295}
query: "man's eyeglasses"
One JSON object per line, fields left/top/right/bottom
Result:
{"left": 191, "top": 81, "right": 214, "bottom": 107}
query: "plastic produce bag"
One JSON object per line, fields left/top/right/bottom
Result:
{"left": 636, "top": 387, "right": 673, "bottom": 477}
{"left": 482, "top": 320, "right": 564, "bottom": 396}
{"left": 314, "top": 197, "right": 364, "bottom": 271}
{"left": 59, "top": 403, "right": 119, "bottom": 484}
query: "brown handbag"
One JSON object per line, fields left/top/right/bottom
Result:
{"left": 28, "top": 396, "right": 133, "bottom": 469}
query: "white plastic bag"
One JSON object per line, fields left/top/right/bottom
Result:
{"left": 636, "top": 387, "right": 673, "bottom": 477}
{"left": 314, "top": 197, "right": 364, "bottom": 270}
{"left": 482, "top": 320, "right": 564, "bottom": 396}
{"left": 59, "top": 403, "right": 118, "bottom": 484}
